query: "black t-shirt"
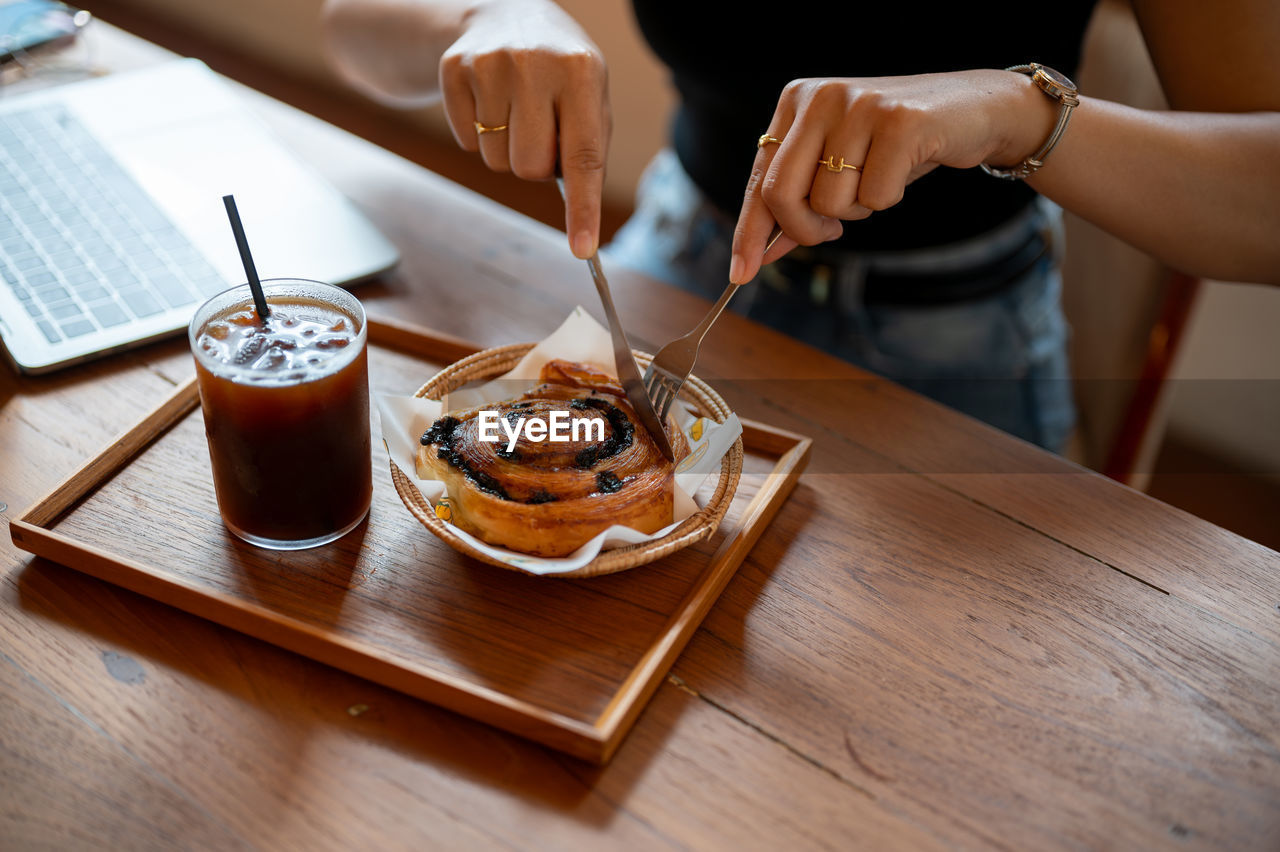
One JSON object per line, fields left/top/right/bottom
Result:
{"left": 631, "top": 0, "right": 1099, "bottom": 250}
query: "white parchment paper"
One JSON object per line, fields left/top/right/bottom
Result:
{"left": 377, "top": 308, "right": 742, "bottom": 574}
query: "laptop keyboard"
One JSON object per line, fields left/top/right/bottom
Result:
{"left": 0, "top": 104, "right": 227, "bottom": 346}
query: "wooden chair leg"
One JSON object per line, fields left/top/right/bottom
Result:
{"left": 1103, "top": 271, "right": 1202, "bottom": 486}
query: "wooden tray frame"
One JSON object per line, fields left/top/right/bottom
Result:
{"left": 9, "top": 317, "right": 811, "bottom": 763}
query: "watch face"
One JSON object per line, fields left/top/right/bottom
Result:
{"left": 1034, "top": 64, "right": 1077, "bottom": 94}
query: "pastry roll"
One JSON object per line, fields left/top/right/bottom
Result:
{"left": 417, "top": 360, "right": 689, "bottom": 557}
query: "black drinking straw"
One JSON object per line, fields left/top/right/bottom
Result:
{"left": 222, "top": 194, "right": 271, "bottom": 320}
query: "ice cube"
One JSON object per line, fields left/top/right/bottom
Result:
{"left": 312, "top": 334, "right": 349, "bottom": 350}
{"left": 233, "top": 335, "right": 267, "bottom": 365}
{"left": 251, "top": 347, "right": 289, "bottom": 371}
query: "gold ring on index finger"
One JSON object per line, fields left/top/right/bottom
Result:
{"left": 757, "top": 134, "right": 783, "bottom": 148}
{"left": 819, "top": 155, "right": 861, "bottom": 173}
{"left": 475, "top": 120, "right": 509, "bottom": 135}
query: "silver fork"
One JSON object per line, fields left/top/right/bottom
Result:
{"left": 643, "top": 226, "right": 784, "bottom": 419}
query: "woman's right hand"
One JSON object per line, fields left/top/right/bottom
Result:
{"left": 323, "top": 0, "right": 610, "bottom": 259}
{"left": 440, "top": 0, "right": 610, "bottom": 258}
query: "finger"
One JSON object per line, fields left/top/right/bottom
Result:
{"left": 809, "top": 131, "right": 871, "bottom": 222}
{"left": 557, "top": 84, "right": 608, "bottom": 258}
{"left": 439, "top": 53, "right": 480, "bottom": 150}
{"left": 473, "top": 93, "right": 512, "bottom": 173}
{"left": 729, "top": 115, "right": 794, "bottom": 284}
{"left": 856, "top": 126, "right": 915, "bottom": 214}
{"left": 760, "top": 230, "right": 799, "bottom": 267}
{"left": 508, "top": 88, "right": 557, "bottom": 180}
{"left": 764, "top": 119, "right": 839, "bottom": 247}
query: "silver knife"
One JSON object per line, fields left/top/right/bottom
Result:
{"left": 556, "top": 178, "right": 676, "bottom": 461}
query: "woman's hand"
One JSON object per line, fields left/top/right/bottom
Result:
{"left": 729, "top": 69, "right": 1055, "bottom": 284}
{"left": 440, "top": 0, "right": 610, "bottom": 258}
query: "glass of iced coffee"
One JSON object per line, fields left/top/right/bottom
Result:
{"left": 189, "top": 278, "right": 372, "bottom": 550}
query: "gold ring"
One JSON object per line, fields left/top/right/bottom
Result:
{"left": 758, "top": 134, "right": 783, "bottom": 148}
{"left": 475, "top": 120, "right": 509, "bottom": 135}
{"left": 819, "top": 155, "right": 861, "bottom": 173}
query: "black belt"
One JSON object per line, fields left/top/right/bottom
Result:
{"left": 776, "top": 227, "right": 1050, "bottom": 308}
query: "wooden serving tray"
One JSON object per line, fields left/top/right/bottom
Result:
{"left": 10, "top": 318, "right": 811, "bottom": 764}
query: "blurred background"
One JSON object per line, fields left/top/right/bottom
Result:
{"left": 50, "top": 0, "right": 1280, "bottom": 548}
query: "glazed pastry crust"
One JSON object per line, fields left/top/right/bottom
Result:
{"left": 418, "top": 360, "right": 689, "bottom": 557}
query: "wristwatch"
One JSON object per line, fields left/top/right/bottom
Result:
{"left": 981, "top": 63, "right": 1080, "bottom": 181}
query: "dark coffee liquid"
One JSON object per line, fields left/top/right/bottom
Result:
{"left": 195, "top": 300, "right": 371, "bottom": 544}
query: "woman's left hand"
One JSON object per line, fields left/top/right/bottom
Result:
{"left": 728, "top": 69, "right": 1054, "bottom": 284}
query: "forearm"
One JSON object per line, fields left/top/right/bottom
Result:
{"left": 323, "top": 0, "right": 530, "bottom": 106}
{"left": 1028, "top": 99, "right": 1280, "bottom": 285}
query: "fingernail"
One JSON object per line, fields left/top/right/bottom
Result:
{"left": 729, "top": 253, "right": 745, "bottom": 284}
{"left": 572, "top": 230, "right": 595, "bottom": 259}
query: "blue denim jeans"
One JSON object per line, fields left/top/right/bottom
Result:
{"left": 606, "top": 150, "right": 1075, "bottom": 452}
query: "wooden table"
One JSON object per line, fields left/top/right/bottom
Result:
{"left": 3, "top": 24, "right": 1278, "bottom": 851}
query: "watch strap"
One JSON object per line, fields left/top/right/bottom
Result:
{"left": 981, "top": 63, "right": 1079, "bottom": 181}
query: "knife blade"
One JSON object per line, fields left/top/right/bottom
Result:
{"left": 556, "top": 178, "right": 676, "bottom": 461}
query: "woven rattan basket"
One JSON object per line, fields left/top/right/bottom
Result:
{"left": 388, "top": 343, "right": 744, "bottom": 577}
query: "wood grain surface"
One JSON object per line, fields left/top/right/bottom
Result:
{"left": 2, "top": 22, "right": 1278, "bottom": 851}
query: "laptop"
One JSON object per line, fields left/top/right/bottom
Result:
{"left": 0, "top": 58, "right": 400, "bottom": 374}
